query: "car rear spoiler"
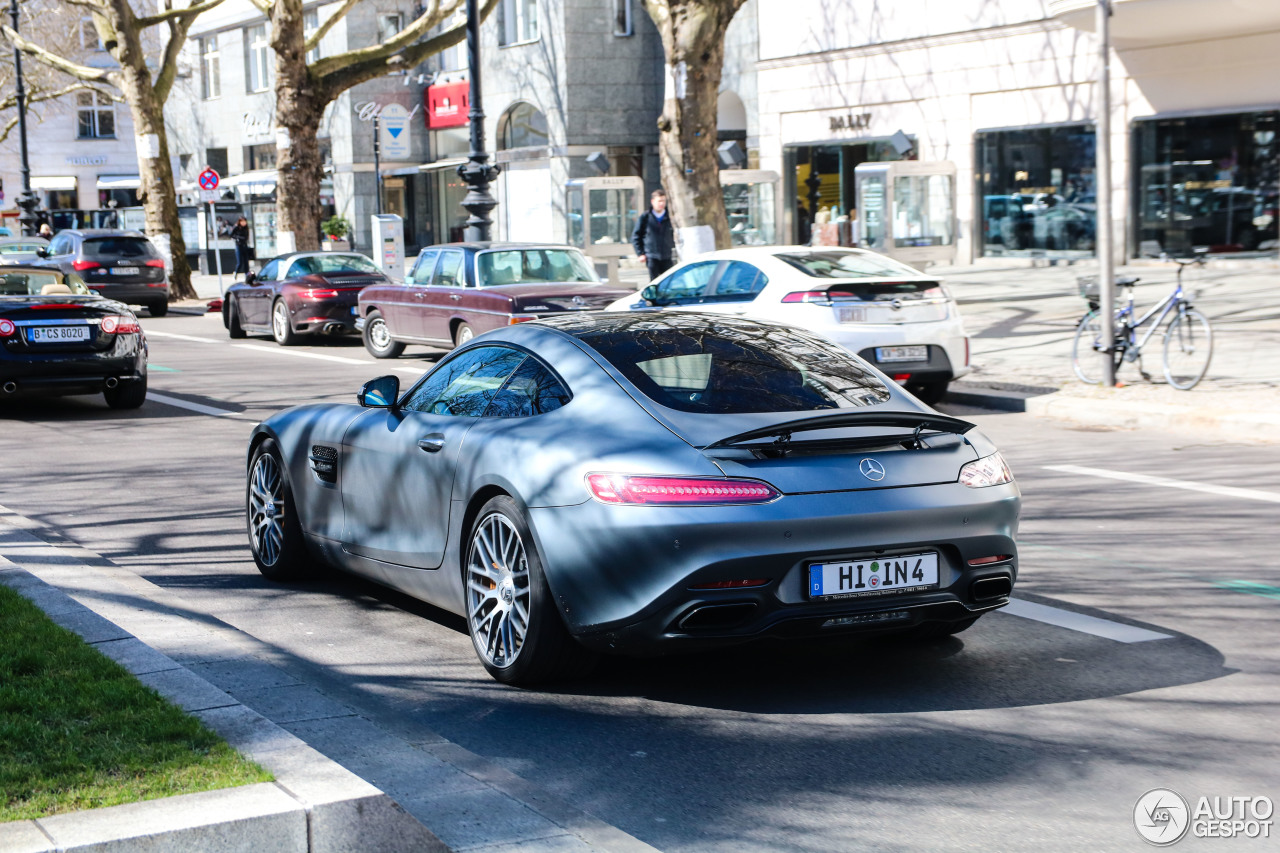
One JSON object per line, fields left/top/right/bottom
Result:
{"left": 703, "top": 410, "right": 976, "bottom": 450}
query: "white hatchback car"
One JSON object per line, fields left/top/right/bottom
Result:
{"left": 605, "top": 246, "right": 970, "bottom": 402}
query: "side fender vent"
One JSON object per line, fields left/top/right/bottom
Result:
{"left": 309, "top": 445, "right": 338, "bottom": 484}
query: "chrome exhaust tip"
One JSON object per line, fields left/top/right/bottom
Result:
{"left": 2, "top": 381, "right": 16, "bottom": 394}
{"left": 324, "top": 323, "right": 345, "bottom": 335}
{"left": 104, "top": 377, "right": 119, "bottom": 390}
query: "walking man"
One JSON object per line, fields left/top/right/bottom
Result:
{"left": 632, "top": 189, "right": 676, "bottom": 281}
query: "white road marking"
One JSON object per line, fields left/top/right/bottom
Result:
{"left": 144, "top": 330, "right": 222, "bottom": 344}
{"left": 232, "top": 343, "right": 427, "bottom": 373}
{"left": 148, "top": 392, "right": 252, "bottom": 420}
{"left": 1001, "top": 598, "right": 1172, "bottom": 643}
{"left": 1044, "top": 464, "right": 1280, "bottom": 504}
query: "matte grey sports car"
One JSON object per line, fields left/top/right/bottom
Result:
{"left": 246, "top": 313, "right": 1020, "bottom": 684}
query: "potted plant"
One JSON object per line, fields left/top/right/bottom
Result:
{"left": 322, "top": 215, "right": 352, "bottom": 251}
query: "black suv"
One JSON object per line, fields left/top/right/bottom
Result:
{"left": 35, "top": 229, "right": 171, "bottom": 316}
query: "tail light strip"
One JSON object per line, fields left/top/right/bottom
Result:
{"left": 586, "top": 473, "right": 780, "bottom": 506}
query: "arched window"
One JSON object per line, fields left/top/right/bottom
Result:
{"left": 499, "top": 103, "right": 549, "bottom": 150}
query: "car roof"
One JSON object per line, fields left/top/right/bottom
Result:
{"left": 416, "top": 242, "right": 579, "bottom": 254}
{"left": 267, "top": 250, "right": 377, "bottom": 264}
{"left": 58, "top": 229, "right": 148, "bottom": 238}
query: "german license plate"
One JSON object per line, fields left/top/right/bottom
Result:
{"left": 28, "top": 325, "right": 90, "bottom": 343}
{"left": 111, "top": 267, "right": 139, "bottom": 275}
{"left": 875, "top": 345, "right": 927, "bottom": 363}
{"left": 808, "top": 552, "right": 939, "bottom": 600}
{"left": 835, "top": 305, "right": 867, "bottom": 323}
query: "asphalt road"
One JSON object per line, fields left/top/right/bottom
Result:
{"left": 2, "top": 310, "right": 1278, "bottom": 852}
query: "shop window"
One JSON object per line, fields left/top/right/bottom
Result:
{"left": 244, "top": 143, "right": 277, "bottom": 171}
{"left": 201, "top": 35, "right": 221, "bottom": 99}
{"left": 246, "top": 24, "right": 270, "bottom": 92}
{"left": 1133, "top": 111, "right": 1278, "bottom": 257}
{"left": 975, "top": 124, "right": 1096, "bottom": 258}
{"left": 46, "top": 190, "right": 78, "bottom": 210}
{"left": 498, "top": 0, "right": 538, "bottom": 45}
{"left": 206, "top": 147, "right": 229, "bottom": 177}
{"left": 76, "top": 91, "right": 115, "bottom": 139}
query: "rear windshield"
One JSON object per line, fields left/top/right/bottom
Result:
{"left": 776, "top": 250, "right": 922, "bottom": 279}
{"left": 571, "top": 315, "right": 890, "bottom": 414}
{"left": 0, "top": 271, "right": 90, "bottom": 296}
{"left": 477, "top": 249, "right": 597, "bottom": 287}
{"left": 83, "top": 237, "right": 156, "bottom": 258}
{"left": 290, "top": 254, "right": 381, "bottom": 276}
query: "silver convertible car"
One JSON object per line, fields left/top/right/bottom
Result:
{"left": 246, "top": 313, "right": 1020, "bottom": 684}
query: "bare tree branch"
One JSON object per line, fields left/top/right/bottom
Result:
{"left": 303, "top": 0, "right": 360, "bottom": 53}
{"left": 136, "top": 0, "right": 225, "bottom": 31}
{"left": 1, "top": 25, "right": 117, "bottom": 84}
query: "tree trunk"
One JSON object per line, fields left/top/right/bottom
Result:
{"left": 271, "top": 0, "right": 326, "bottom": 253}
{"left": 643, "top": 0, "right": 745, "bottom": 254}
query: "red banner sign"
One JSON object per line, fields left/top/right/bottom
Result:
{"left": 425, "top": 81, "right": 469, "bottom": 129}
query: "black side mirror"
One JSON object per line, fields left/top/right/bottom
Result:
{"left": 640, "top": 284, "right": 659, "bottom": 304}
{"left": 358, "top": 375, "right": 400, "bottom": 408}
{"left": 35, "top": 248, "right": 48, "bottom": 258}
{"left": 244, "top": 271, "right": 256, "bottom": 285}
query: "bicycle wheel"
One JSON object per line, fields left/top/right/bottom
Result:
{"left": 1072, "top": 310, "right": 1110, "bottom": 384}
{"left": 1162, "top": 307, "right": 1213, "bottom": 390}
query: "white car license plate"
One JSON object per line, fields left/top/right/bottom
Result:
{"left": 875, "top": 345, "right": 928, "bottom": 363}
{"left": 28, "top": 325, "right": 90, "bottom": 343}
{"left": 808, "top": 552, "right": 939, "bottom": 600}
{"left": 111, "top": 267, "right": 140, "bottom": 275}
{"left": 835, "top": 305, "right": 867, "bottom": 323}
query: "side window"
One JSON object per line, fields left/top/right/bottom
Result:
{"left": 657, "top": 261, "right": 718, "bottom": 303}
{"left": 409, "top": 250, "right": 439, "bottom": 285}
{"left": 285, "top": 258, "right": 311, "bottom": 279}
{"left": 49, "top": 235, "right": 73, "bottom": 256}
{"left": 484, "top": 357, "right": 571, "bottom": 418}
{"left": 431, "top": 251, "right": 466, "bottom": 287}
{"left": 258, "top": 259, "right": 280, "bottom": 281}
{"left": 400, "top": 346, "right": 526, "bottom": 417}
{"left": 710, "top": 261, "right": 767, "bottom": 300}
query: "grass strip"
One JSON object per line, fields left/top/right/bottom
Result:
{"left": 0, "top": 584, "right": 272, "bottom": 822}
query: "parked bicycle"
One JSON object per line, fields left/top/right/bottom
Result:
{"left": 1071, "top": 255, "right": 1213, "bottom": 390}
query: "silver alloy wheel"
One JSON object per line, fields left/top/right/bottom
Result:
{"left": 466, "top": 512, "right": 531, "bottom": 668}
{"left": 249, "top": 452, "right": 285, "bottom": 566}
{"left": 369, "top": 317, "right": 392, "bottom": 351}
{"left": 273, "top": 302, "right": 290, "bottom": 341}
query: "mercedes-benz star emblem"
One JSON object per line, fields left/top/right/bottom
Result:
{"left": 572, "top": 295, "right": 586, "bottom": 307}
{"left": 859, "top": 458, "right": 886, "bottom": 481}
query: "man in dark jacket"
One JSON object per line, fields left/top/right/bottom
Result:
{"left": 631, "top": 189, "right": 676, "bottom": 281}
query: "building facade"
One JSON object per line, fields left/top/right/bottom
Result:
{"left": 754, "top": 0, "right": 1280, "bottom": 263}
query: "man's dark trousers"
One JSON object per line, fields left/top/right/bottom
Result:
{"left": 647, "top": 256, "right": 675, "bottom": 281}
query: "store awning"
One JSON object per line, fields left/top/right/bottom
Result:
{"left": 381, "top": 166, "right": 421, "bottom": 177}
{"left": 419, "top": 158, "right": 468, "bottom": 173}
{"left": 31, "top": 176, "right": 77, "bottom": 191}
{"left": 97, "top": 175, "right": 141, "bottom": 190}
{"left": 221, "top": 170, "right": 277, "bottom": 193}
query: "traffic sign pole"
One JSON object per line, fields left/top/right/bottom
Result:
{"left": 198, "top": 168, "right": 224, "bottom": 295}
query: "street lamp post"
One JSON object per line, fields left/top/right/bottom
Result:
{"left": 9, "top": 0, "right": 41, "bottom": 237}
{"left": 1096, "top": 0, "right": 1117, "bottom": 386}
{"left": 456, "top": 0, "right": 500, "bottom": 241}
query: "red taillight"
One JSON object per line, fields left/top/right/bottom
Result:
{"left": 100, "top": 314, "right": 140, "bottom": 334}
{"left": 72, "top": 260, "right": 101, "bottom": 272}
{"left": 0, "top": 318, "right": 14, "bottom": 337}
{"left": 893, "top": 374, "right": 911, "bottom": 382}
{"left": 508, "top": 314, "right": 538, "bottom": 324}
{"left": 585, "top": 473, "right": 780, "bottom": 506}
{"left": 144, "top": 258, "right": 165, "bottom": 268}
{"left": 781, "top": 291, "right": 832, "bottom": 304}
{"left": 690, "top": 578, "right": 771, "bottom": 590}
{"left": 967, "top": 555, "right": 1013, "bottom": 566}
{"left": 297, "top": 288, "right": 340, "bottom": 299}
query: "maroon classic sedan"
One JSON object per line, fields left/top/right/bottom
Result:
{"left": 222, "top": 252, "right": 389, "bottom": 346}
{"left": 356, "top": 243, "right": 633, "bottom": 358}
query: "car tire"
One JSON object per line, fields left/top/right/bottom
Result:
{"left": 909, "top": 615, "right": 980, "bottom": 641}
{"left": 225, "top": 297, "right": 247, "bottom": 339}
{"left": 909, "top": 380, "right": 949, "bottom": 405}
{"left": 247, "top": 438, "right": 310, "bottom": 581}
{"left": 148, "top": 300, "right": 169, "bottom": 317}
{"left": 272, "top": 299, "right": 301, "bottom": 346}
{"left": 464, "top": 495, "right": 598, "bottom": 685}
{"left": 103, "top": 376, "right": 147, "bottom": 410}
{"left": 362, "top": 309, "right": 404, "bottom": 359}
{"left": 453, "top": 322, "right": 474, "bottom": 348}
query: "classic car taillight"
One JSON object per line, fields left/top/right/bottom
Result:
{"left": 0, "top": 319, "right": 15, "bottom": 337}
{"left": 100, "top": 315, "right": 141, "bottom": 334}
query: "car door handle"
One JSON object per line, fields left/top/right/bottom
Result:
{"left": 449, "top": 293, "right": 461, "bottom": 301}
{"left": 417, "top": 435, "right": 446, "bottom": 453}
{"left": 414, "top": 291, "right": 425, "bottom": 299}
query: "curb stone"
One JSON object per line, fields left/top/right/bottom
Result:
{"left": 0, "top": 559, "right": 448, "bottom": 853}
